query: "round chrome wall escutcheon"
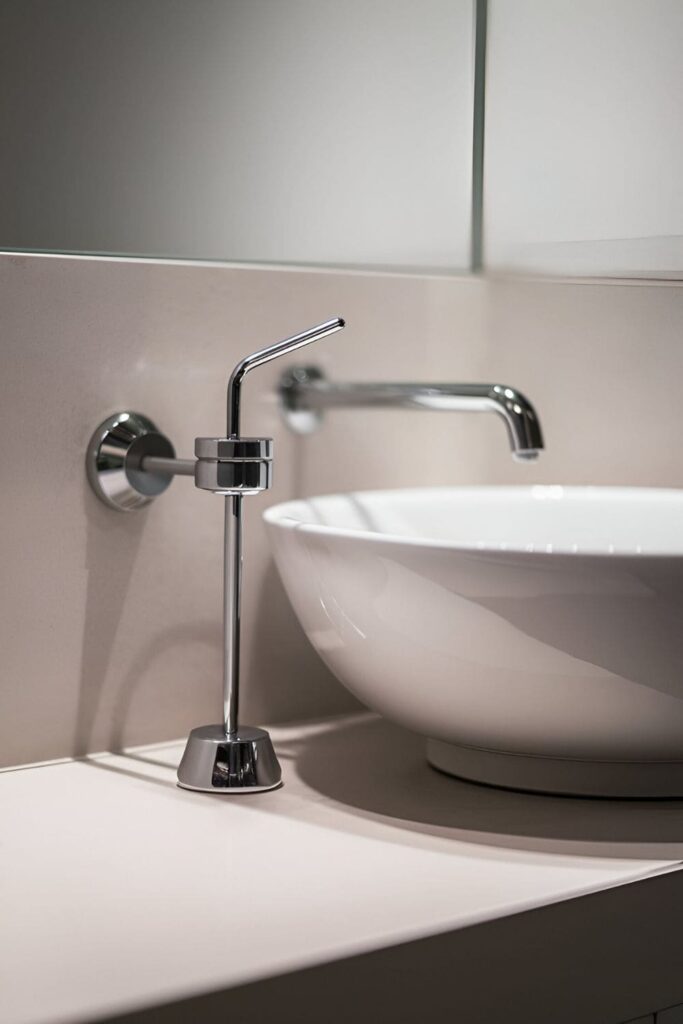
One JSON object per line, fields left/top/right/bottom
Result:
{"left": 177, "top": 724, "right": 282, "bottom": 793}
{"left": 86, "top": 411, "right": 176, "bottom": 512}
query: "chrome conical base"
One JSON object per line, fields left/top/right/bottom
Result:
{"left": 177, "top": 725, "right": 282, "bottom": 793}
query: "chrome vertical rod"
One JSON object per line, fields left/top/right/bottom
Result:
{"left": 223, "top": 494, "right": 243, "bottom": 736}
{"left": 221, "top": 317, "right": 345, "bottom": 737}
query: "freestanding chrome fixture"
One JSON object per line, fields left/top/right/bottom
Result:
{"left": 279, "top": 366, "right": 544, "bottom": 458}
{"left": 86, "top": 317, "right": 345, "bottom": 793}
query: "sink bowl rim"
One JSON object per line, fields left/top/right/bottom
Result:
{"left": 264, "top": 484, "right": 683, "bottom": 560}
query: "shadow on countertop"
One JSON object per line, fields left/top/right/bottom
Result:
{"left": 291, "top": 715, "right": 683, "bottom": 860}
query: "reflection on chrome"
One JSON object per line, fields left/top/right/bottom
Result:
{"left": 279, "top": 366, "right": 544, "bottom": 460}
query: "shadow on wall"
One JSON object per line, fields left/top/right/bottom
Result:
{"left": 73, "top": 478, "right": 148, "bottom": 756}
{"left": 246, "top": 559, "right": 362, "bottom": 725}
{"left": 75, "top": 479, "right": 227, "bottom": 756}
{"left": 74, "top": 467, "right": 355, "bottom": 757}
{"left": 107, "top": 620, "right": 220, "bottom": 752}
{"left": 293, "top": 715, "right": 683, "bottom": 861}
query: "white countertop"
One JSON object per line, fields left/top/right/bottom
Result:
{"left": 2, "top": 713, "right": 683, "bottom": 1024}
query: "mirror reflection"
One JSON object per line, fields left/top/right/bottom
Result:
{"left": 0, "top": 0, "right": 476, "bottom": 270}
{"left": 2, "top": 1, "right": 681, "bottom": 278}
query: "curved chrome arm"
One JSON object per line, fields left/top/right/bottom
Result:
{"left": 227, "top": 317, "right": 345, "bottom": 436}
{"left": 280, "top": 368, "right": 544, "bottom": 459}
{"left": 484, "top": 384, "right": 544, "bottom": 459}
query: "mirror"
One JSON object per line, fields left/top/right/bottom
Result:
{"left": 4, "top": 1, "right": 680, "bottom": 279}
{"left": 484, "top": 0, "right": 683, "bottom": 278}
{"left": 0, "top": 0, "right": 477, "bottom": 271}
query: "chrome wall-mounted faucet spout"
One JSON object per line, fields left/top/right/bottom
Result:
{"left": 86, "top": 317, "right": 345, "bottom": 793}
{"left": 279, "top": 367, "right": 544, "bottom": 460}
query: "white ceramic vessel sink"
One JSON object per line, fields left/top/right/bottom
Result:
{"left": 265, "top": 486, "right": 683, "bottom": 797}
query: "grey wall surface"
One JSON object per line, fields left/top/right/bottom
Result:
{"left": 0, "top": 253, "right": 488, "bottom": 769}
{"left": 0, "top": 0, "right": 475, "bottom": 269}
{"left": 2, "top": 252, "right": 683, "bottom": 769}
